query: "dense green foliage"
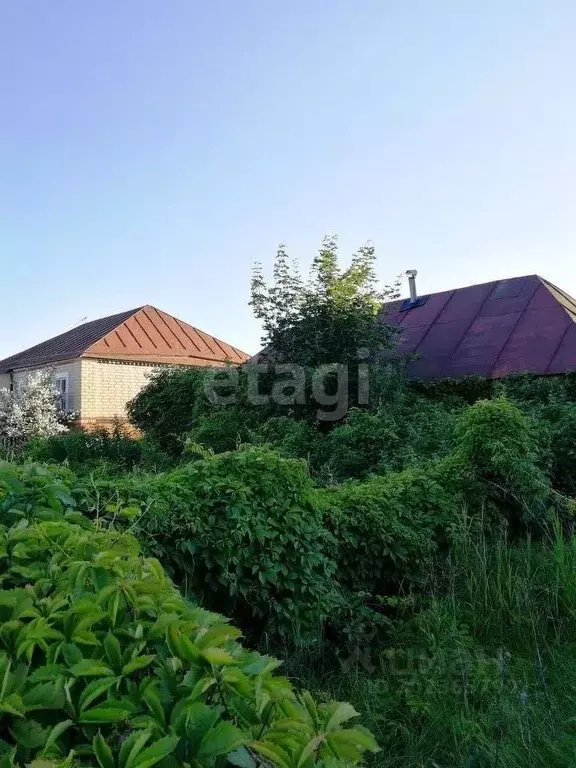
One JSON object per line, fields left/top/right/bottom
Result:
{"left": 0, "top": 463, "right": 376, "bottom": 768}
{"left": 26, "top": 428, "right": 144, "bottom": 472}
{"left": 125, "top": 365, "right": 576, "bottom": 500}
{"left": 453, "top": 397, "right": 550, "bottom": 529}
{"left": 73, "top": 397, "right": 573, "bottom": 655}
{"left": 319, "top": 456, "right": 464, "bottom": 602}
{"left": 126, "top": 365, "right": 460, "bottom": 482}
{"left": 126, "top": 368, "right": 215, "bottom": 456}
{"left": 250, "top": 237, "right": 400, "bottom": 367}
{"left": 77, "top": 449, "right": 339, "bottom": 641}
{"left": 24, "top": 355, "right": 576, "bottom": 767}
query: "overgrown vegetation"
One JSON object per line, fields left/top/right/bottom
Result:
{"left": 26, "top": 423, "right": 173, "bottom": 474}
{"left": 0, "top": 463, "right": 377, "bottom": 768}
{"left": 77, "top": 449, "right": 339, "bottom": 642}
{"left": 11, "top": 240, "right": 576, "bottom": 766}
{"left": 286, "top": 516, "right": 576, "bottom": 768}
{"left": 31, "top": 377, "right": 576, "bottom": 767}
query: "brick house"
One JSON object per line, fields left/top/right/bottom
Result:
{"left": 0, "top": 306, "right": 249, "bottom": 429}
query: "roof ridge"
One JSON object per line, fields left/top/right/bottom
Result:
{"left": 70, "top": 306, "right": 144, "bottom": 333}
{"left": 537, "top": 277, "right": 576, "bottom": 321}
{"left": 388, "top": 274, "right": 540, "bottom": 305}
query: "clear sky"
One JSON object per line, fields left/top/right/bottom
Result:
{"left": 2, "top": 1, "right": 576, "bottom": 358}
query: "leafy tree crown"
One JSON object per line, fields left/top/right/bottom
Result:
{"left": 250, "top": 236, "right": 401, "bottom": 366}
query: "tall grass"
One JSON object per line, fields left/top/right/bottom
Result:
{"left": 284, "top": 516, "right": 576, "bottom": 767}
{"left": 449, "top": 512, "right": 576, "bottom": 653}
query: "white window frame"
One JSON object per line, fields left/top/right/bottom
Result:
{"left": 55, "top": 372, "right": 69, "bottom": 412}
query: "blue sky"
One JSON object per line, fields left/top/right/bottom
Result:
{"left": 2, "top": 1, "right": 575, "bottom": 358}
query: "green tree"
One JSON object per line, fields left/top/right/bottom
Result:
{"left": 250, "top": 235, "right": 401, "bottom": 366}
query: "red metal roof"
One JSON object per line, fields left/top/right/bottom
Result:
{"left": 0, "top": 306, "right": 249, "bottom": 372}
{"left": 385, "top": 275, "right": 576, "bottom": 379}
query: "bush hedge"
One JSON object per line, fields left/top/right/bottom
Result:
{"left": 26, "top": 429, "right": 143, "bottom": 471}
{"left": 77, "top": 448, "right": 341, "bottom": 642}
{"left": 25, "top": 429, "right": 173, "bottom": 475}
{"left": 453, "top": 398, "right": 551, "bottom": 529}
{"left": 319, "top": 455, "right": 467, "bottom": 602}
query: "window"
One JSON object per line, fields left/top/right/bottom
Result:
{"left": 55, "top": 374, "right": 69, "bottom": 412}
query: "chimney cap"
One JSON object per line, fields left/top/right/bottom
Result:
{"left": 400, "top": 269, "right": 429, "bottom": 311}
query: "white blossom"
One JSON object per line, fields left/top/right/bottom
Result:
{"left": 0, "top": 370, "right": 68, "bottom": 440}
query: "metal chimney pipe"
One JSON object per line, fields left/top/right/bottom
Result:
{"left": 406, "top": 269, "right": 418, "bottom": 303}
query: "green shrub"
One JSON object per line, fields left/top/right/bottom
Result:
{"left": 409, "top": 374, "right": 495, "bottom": 405}
{"left": 524, "top": 401, "right": 576, "bottom": 497}
{"left": 497, "top": 371, "right": 576, "bottom": 406}
{"left": 79, "top": 399, "right": 569, "bottom": 651}
{"left": 0, "top": 462, "right": 377, "bottom": 768}
{"left": 185, "top": 407, "right": 273, "bottom": 455}
{"left": 127, "top": 368, "right": 212, "bottom": 455}
{"left": 26, "top": 429, "right": 174, "bottom": 476}
{"left": 547, "top": 411, "right": 576, "bottom": 496}
{"left": 77, "top": 448, "right": 341, "bottom": 642}
{"left": 26, "top": 428, "right": 143, "bottom": 472}
{"left": 320, "top": 410, "right": 402, "bottom": 481}
{"left": 185, "top": 392, "right": 457, "bottom": 486}
{"left": 320, "top": 401, "right": 457, "bottom": 481}
{"left": 246, "top": 417, "right": 324, "bottom": 464}
{"left": 319, "top": 456, "right": 466, "bottom": 603}
{"left": 477, "top": 377, "right": 576, "bottom": 498}
{"left": 127, "top": 366, "right": 318, "bottom": 460}
{"left": 454, "top": 398, "right": 550, "bottom": 528}
{"left": 127, "top": 367, "right": 283, "bottom": 458}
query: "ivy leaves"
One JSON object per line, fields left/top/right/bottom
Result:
{"left": 0, "top": 465, "right": 377, "bottom": 768}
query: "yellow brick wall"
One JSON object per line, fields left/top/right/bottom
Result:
{"left": 7, "top": 361, "right": 82, "bottom": 412}
{"left": 80, "top": 359, "right": 163, "bottom": 421}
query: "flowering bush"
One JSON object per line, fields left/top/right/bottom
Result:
{"left": 0, "top": 370, "right": 67, "bottom": 441}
